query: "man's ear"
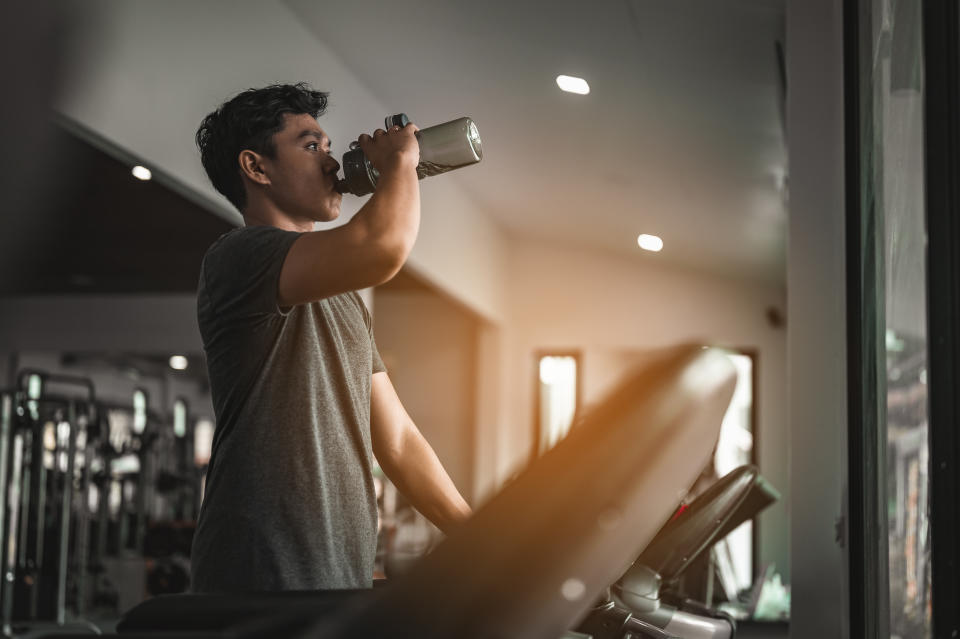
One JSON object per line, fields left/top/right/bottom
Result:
{"left": 238, "top": 149, "right": 271, "bottom": 186}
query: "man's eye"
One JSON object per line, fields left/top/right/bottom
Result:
{"left": 306, "top": 142, "right": 319, "bottom": 151}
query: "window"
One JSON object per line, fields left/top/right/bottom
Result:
{"left": 532, "top": 352, "right": 581, "bottom": 457}
{"left": 713, "top": 351, "right": 756, "bottom": 595}
{"left": 849, "top": 0, "right": 932, "bottom": 634}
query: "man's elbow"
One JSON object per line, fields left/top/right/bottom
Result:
{"left": 373, "top": 440, "right": 404, "bottom": 474}
{"left": 369, "top": 234, "right": 413, "bottom": 285}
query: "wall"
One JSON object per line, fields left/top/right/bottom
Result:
{"left": 498, "top": 236, "right": 790, "bottom": 580}
{"left": 372, "top": 290, "right": 479, "bottom": 501}
{"left": 471, "top": 321, "right": 507, "bottom": 502}
{"left": 55, "top": 0, "right": 507, "bottom": 324}
{"left": 0, "top": 295, "right": 201, "bottom": 353}
{"left": 0, "top": 293, "right": 214, "bottom": 419}
{"left": 785, "top": 0, "right": 848, "bottom": 636}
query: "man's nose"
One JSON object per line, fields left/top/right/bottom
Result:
{"left": 324, "top": 154, "right": 340, "bottom": 174}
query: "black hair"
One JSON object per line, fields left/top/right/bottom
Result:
{"left": 196, "top": 82, "right": 329, "bottom": 212}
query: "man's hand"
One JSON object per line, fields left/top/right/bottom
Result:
{"left": 357, "top": 123, "right": 420, "bottom": 175}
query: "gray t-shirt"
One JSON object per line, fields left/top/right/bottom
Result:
{"left": 190, "top": 225, "right": 386, "bottom": 592}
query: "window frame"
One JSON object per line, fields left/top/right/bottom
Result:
{"left": 921, "top": 0, "right": 960, "bottom": 633}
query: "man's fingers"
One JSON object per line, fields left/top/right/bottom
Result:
{"left": 362, "top": 125, "right": 413, "bottom": 147}
{"left": 356, "top": 133, "right": 375, "bottom": 154}
{"left": 358, "top": 123, "right": 420, "bottom": 172}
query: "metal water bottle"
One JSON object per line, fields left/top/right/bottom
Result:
{"left": 336, "top": 113, "right": 483, "bottom": 196}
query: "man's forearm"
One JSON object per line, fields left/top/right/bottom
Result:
{"left": 352, "top": 126, "right": 422, "bottom": 270}
{"left": 354, "top": 165, "right": 420, "bottom": 266}
{"left": 380, "top": 424, "right": 471, "bottom": 534}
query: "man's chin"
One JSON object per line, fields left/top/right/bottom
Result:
{"left": 314, "top": 201, "right": 341, "bottom": 223}
{"left": 317, "top": 213, "right": 339, "bottom": 225}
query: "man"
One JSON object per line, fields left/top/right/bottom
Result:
{"left": 190, "top": 83, "right": 472, "bottom": 592}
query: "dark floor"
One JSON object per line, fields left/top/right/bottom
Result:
{"left": 737, "top": 620, "right": 789, "bottom": 638}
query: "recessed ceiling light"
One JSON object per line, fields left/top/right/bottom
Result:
{"left": 169, "top": 355, "right": 189, "bottom": 370}
{"left": 637, "top": 234, "right": 664, "bottom": 252}
{"left": 132, "top": 165, "right": 152, "bottom": 181}
{"left": 556, "top": 75, "right": 590, "bottom": 95}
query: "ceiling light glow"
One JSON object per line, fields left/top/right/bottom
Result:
{"left": 132, "top": 165, "right": 152, "bottom": 181}
{"left": 556, "top": 75, "right": 590, "bottom": 95}
{"left": 637, "top": 234, "right": 664, "bottom": 252}
{"left": 169, "top": 355, "right": 189, "bottom": 370}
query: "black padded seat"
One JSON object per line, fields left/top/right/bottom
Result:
{"left": 116, "top": 589, "right": 371, "bottom": 635}
{"left": 36, "top": 634, "right": 217, "bottom": 639}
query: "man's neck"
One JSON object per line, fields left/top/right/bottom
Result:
{"left": 242, "top": 197, "right": 315, "bottom": 233}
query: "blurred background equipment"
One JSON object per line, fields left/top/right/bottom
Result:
{"left": 0, "top": 367, "right": 205, "bottom": 631}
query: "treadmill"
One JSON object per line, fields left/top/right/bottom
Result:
{"left": 582, "top": 464, "right": 780, "bottom": 638}
{"left": 69, "top": 345, "right": 776, "bottom": 639}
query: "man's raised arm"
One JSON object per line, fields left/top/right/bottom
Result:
{"left": 278, "top": 123, "right": 421, "bottom": 307}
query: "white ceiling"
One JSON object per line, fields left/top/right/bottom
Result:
{"left": 285, "top": 0, "right": 787, "bottom": 284}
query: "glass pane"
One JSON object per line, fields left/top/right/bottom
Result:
{"left": 866, "top": 0, "right": 932, "bottom": 635}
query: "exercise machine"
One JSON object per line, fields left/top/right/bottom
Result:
{"left": 111, "top": 345, "right": 777, "bottom": 639}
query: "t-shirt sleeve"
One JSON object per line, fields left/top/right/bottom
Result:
{"left": 202, "top": 226, "right": 302, "bottom": 319}
{"left": 370, "top": 332, "right": 386, "bottom": 375}
{"left": 353, "top": 292, "right": 387, "bottom": 374}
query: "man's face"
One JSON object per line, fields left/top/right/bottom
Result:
{"left": 257, "top": 112, "right": 341, "bottom": 223}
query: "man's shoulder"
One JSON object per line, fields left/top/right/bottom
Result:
{"left": 202, "top": 225, "right": 302, "bottom": 270}
{"left": 204, "top": 225, "right": 285, "bottom": 254}
{"left": 201, "top": 227, "right": 243, "bottom": 263}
